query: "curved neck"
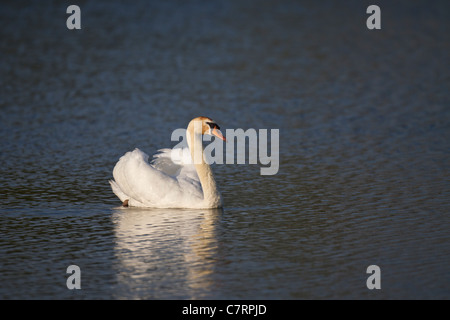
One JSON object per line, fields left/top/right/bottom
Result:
{"left": 186, "top": 128, "right": 222, "bottom": 208}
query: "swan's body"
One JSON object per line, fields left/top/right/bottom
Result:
{"left": 109, "top": 117, "right": 225, "bottom": 209}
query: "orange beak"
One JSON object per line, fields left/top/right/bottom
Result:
{"left": 212, "top": 128, "right": 226, "bottom": 141}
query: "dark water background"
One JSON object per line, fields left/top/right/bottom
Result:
{"left": 0, "top": 0, "right": 449, "bottom": 299}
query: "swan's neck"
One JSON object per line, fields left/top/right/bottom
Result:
{"left": 187, "top": 130, "right": 222, "bottom": 208}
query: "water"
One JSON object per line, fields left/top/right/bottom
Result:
{"left": 0, "top": 0, "right": 449, "bottom": 299}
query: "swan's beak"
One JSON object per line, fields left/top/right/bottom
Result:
{"left": 212, "top": 128, "right": 226, "bottom": 141}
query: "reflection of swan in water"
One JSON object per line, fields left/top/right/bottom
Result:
{"left": 111, "top": 207, "right": 221, "bottom": 299}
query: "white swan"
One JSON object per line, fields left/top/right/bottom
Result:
{"left": 109, "top": 117, "right": 226, "bottom": 209}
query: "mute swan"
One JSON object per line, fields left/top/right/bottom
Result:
{"left": 109, "top": 117, "right": 226, "bottom": 208}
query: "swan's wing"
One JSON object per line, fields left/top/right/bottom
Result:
{"left": 111, "top": 148, "right": 183, "bottom": 207}
{"left": 151, "top": 147, "right": 199, "bottom": 182}
{"left": 151, "top": 148, "right": 184, "bottom": 177}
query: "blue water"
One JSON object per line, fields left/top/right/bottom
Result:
{"left": 0, "top": 0, "right": 449, "bottom": 299}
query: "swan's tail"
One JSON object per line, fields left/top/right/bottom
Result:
{"left": 109, "top": 179, "right": 129, "bottom": 203}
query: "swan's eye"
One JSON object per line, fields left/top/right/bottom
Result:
{"left": 206, "top": 122, "right": 220, "bottom": 130}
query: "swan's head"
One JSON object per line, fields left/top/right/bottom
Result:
{"left": 189, "top": 116, "right": 226, "bottom": 141}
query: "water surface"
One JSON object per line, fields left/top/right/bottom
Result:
{"left": 0, "top": 0, "right": 449, "bottom": 299}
